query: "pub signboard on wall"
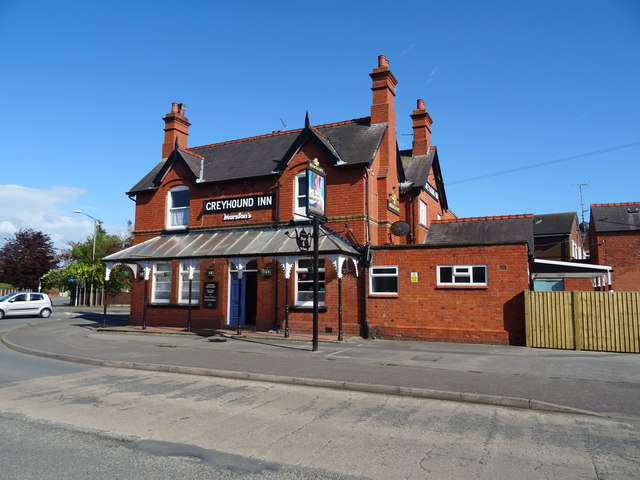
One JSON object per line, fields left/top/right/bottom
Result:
{"left": 203, "top": 282, "right": 218, "bottom": 308}
{"left": 202, "top": 194, "right": 274, "bottom": 214}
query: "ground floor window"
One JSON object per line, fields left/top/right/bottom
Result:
{"left": 152, "top": 262, "right": 172, "bottom": 302}
{"left": 437, "top": 265, "right": 487, "bottom": 286}
{"left": 295, "top": 259, "right": 325, "bottom": 306}
{"left": 179, "top": 263, "right": 200, "bottom": 303}
{"left": 369, "top": 266, "right": 399, "bottom": 294}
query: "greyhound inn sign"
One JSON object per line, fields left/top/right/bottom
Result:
{"left": 203, "top": 194, "right": 274, "bottom": 221}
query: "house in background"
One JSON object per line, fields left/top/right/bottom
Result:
{"left": 530, "top": 212, "right": 607, "bottom": 291}
{"left": 533, "top": 212, "right": 585, "bottom": 261}
{"left": 590, "top": 202, "right": 640, "bottom": 291}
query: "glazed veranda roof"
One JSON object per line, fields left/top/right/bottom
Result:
{"left": 103, "top": 225, "right": 360, "bottom": 263}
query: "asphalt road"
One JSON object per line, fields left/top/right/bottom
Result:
{"left": 2, "top": 309, "right": 639, "bottom": 478}
{"left": 6, "top": 310, "right": 640, "bottom": 419}
{"left": 0, "top": 336, "right": 638, "bottom": 479}
{"left": 0, "top": 414, "right": 365, "bottom": 480}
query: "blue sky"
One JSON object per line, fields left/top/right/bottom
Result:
{"left": 1, "top": 0, "right": 639, "bottom": 249}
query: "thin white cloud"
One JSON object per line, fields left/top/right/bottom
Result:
{"left": 401, "top": 43, "right": 416, "bottom": 56}
{"left": 0, "top": 185, "right": 91, "bottom": 249}
{"left": 427, "top": 65, "right": 439, "bottom": 84}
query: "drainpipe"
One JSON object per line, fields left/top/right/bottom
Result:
{"left": 361, "top": 167, "right": 371, "bottom": 338}
{"left": 364, "top": 168, "right": 371, "bottom": 245}
{"left": 274, "top": 178, "right": 281, "bottom": 330}
{"left": 411, "top": 193, "right": 416, "bottom": 244}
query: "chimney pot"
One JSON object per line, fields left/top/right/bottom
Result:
{"left": 417, "top": 99, "right": 426, "bottom": 110}
{"left": 378, "top": 55, "right": 389, "bottom": 67}
{"left": 162, "top": 102, "right": 191, "bottom": 158}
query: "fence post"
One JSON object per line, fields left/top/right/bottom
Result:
{"left": 524, "top": 290, "right": 532, "bottom": 347}
{"left": 572, "top": 290, "right": 583, "bottom": 351}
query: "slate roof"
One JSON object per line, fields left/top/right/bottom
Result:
{"left": 591, "top": 202, "right": 640, "bottom": 233}
{"left": 426, "top": 215, "right": 534, "bottom": 252}
{"left": 399, "top": 147, "right": 449, "bottom": 210}
{"left": 533, "top": 212, "right": 577, "bottom": 236}
{"left": 401, "top": 149, "right": 436, "bottom": 188}
{"left": 127, "top": 117, "right": 387, "bottom": 195}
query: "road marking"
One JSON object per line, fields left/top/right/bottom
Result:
{"left": 326, "top": 348, "right": 352, "bottom": 358}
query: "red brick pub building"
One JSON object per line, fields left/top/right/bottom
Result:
{"left": 105, "top": 56, "right": 533, "bottom": 345}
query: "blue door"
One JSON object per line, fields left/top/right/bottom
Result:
{"left": 229, "top": 274, "right": 246, "bottom": 326}
{"left": 533, "top": 279, "right": 565, "bottom": 291}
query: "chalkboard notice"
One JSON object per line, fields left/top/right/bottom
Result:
{"left": 203, "top": 282, "right": 218, "bottom": 308}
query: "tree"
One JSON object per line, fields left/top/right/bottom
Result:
{"left": 45, "top": 221, "right": 134, "bottom": 304}
{"left": 0, "top": 229, "right": 58, "bottom": 290}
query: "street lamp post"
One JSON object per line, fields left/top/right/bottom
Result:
{"left": 74, "top": 210, "right": 98, "bottom": 306}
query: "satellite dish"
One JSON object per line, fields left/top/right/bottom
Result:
{"left": 390, "top": 221, "right": 410, "bottom": 236}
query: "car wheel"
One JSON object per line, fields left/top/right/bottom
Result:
{"left": 0, "top": 310, "right": 4, "bottom": 319}
{"left": 39, "top": 308, "right": 52, "bottom": 318}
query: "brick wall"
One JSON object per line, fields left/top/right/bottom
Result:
{"left": 591, "top": 231, "right": 640, "bottom": 291}
{"left": 366, "top": 244, "right": 530, "bottom": 345}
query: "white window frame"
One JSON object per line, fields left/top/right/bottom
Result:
{"left": 369, "top": 266, "right": 399, "bottom": 295}
{"left": 294, "top": 172, "right": 307, "bottom": 221}
{"left": 437, "top": 265, "right": 488, "bottom": 286}
{"left": 166, "top": 186, "right": 190, "bottom": 230}
{"left": 419, "top": 200, "right": 427, "bottom": 226}
{"left": 178, "top": 263, "right": 200, "bottom": 304}
{"left": 295, "top": 258, "right": 325, "bottom": 306}
{"left": 152, "top": 262, "right": 172, "bottom": 303}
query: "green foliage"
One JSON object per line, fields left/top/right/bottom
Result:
{"left": 44, "top": 220, "right": 134, "bottom": 296}
{"left": 0, "top": 282, "right": 14, "bottom": 289}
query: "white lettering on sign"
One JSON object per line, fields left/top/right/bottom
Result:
{"left": 423, "top": 182, "right": 439, "bottom": 200}
{"left": 222, "top": 212, "right": 253, "bottom": 221}
{"left": 203, "top": 194, "right": 273, "bottom": 214}
{"left": 257, "top": 196, "right": 272, "bottom": 207}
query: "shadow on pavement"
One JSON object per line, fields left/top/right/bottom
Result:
{"left": 71, "top": 312, "right": 130, "bottom": 328}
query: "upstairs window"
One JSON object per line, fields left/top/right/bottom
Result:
{"left": 437, "top": 265, "right": 487, "bottom": 286}
{"left": 167, "top": 186, "right": 190, "bottom": 229}
{"left": 294, "top": 172, "right": 307, "bottom": 220}
{"left": 419, "top": 201, "right": 427, "bottom": 226}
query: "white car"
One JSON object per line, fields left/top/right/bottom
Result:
{"left": 0, "top": 292, "right": 53, "bottom": 319}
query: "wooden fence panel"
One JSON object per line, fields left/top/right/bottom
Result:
{"left": 525, "top": 291, "right": 574, "bottom": 350}
{"left": 525, "top": 291, "right": 640, "bottom": 353}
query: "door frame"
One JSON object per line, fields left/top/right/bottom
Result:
{"left": 227, "top": 262, "right": 258, "bottom": 326}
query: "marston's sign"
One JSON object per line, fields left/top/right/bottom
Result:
{"left": 203, "top": 194, "right": 274, "bottom": 214}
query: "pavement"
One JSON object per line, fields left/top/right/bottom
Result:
{"left": 2, "top": 305, "right": 640, "bottom": 421}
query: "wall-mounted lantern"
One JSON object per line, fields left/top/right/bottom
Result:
{"left": 259, "top": 266, "right": 272, "bottom": 278}
{"left": 207, "top": 262, "right": 216, "bottom": 278}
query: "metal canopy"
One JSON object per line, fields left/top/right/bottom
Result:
{"left": 531, "top": 259, "right": 612, "bottom": 279}
{"left": 103, "top": 225, "right": 360, "bottom": 263}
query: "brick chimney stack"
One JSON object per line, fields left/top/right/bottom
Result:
{"left": 162, "top": 102, "right": 191, "bottom": 158}
{"left": 370, "top": 55, "right": 400, "bottom": 241}
{"left": 370, "top": 56, "right": 398, "bottom": 175}
{"left": 370, "top": 55, "right": 398, "bottom": 125}
{"left": 410, "top": 98, "right": 434, "bottom": 156}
